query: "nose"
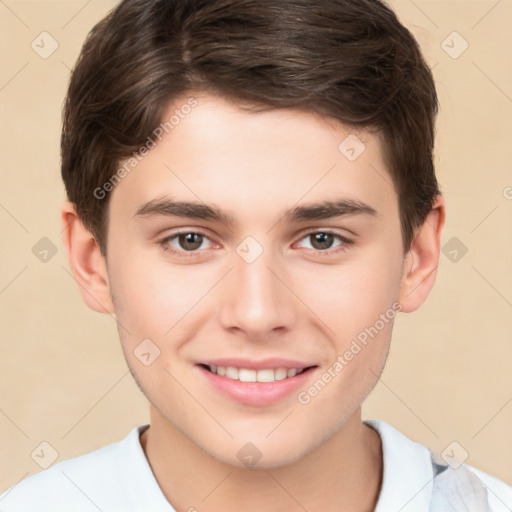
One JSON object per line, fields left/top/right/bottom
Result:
{"left": 217, "top": 244, "right": 298, "bottom": 339}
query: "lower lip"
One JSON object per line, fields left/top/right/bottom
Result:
{"left": 196, "top": 365, "right": 318, "bottom": 406}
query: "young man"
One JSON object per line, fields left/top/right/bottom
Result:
{"left": 1, "top": 0, "right": 511, "bottom": 510}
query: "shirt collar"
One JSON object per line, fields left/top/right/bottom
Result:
{"left": 365, "top": 419, "right": 434, "bottom": 512}
{"left": 128, "top": 420, "right": 436, "bottom": 511}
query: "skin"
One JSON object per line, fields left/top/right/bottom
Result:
{"left": 61, "top": 92, "right": 445, "bottom": 512}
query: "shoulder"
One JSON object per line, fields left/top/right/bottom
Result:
{"left": 0, "top": 426, "right": 147, "bottom": 512}
{"left": 464, "top": 463, "right": 512, "bottom": 512}
{"left": 365, "top": 419, "right": 512, "bottom": 512}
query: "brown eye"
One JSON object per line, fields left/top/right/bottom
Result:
{"left": 177, "top": 232, "right": 204, "bottom": 251}
{"left": 296, "top": 230, "right": 353, "bottom": 256}
{"left": 309, "top": 232, "right": 335, "bottom": 250}
{"left": 160, "top": 230, "right": 215, "bottom": 257}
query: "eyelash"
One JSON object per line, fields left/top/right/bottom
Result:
{"left": 159, "top": 229, "right": 354, "bottom": 259}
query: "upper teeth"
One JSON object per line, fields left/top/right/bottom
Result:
{"left": 209, "top": 365, "right": 305, "bottom": 382}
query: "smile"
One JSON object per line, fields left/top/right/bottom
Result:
{"left": 201, "top": 364, "right": 310, "bottom": 383}
{"left": 196, "top": 362, "right": 319, "bottom": 406}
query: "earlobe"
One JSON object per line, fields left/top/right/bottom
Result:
{"left": 398, "top": 195, "right": 446, "bottom": 313}
{"left": 60, "top": 201, "right": 115, "bottom": 314}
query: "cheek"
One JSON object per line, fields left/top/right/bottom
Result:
{"left": 108, "top": 248, "right": 216, "bottom": 339}
{"left": 292, "top": 245, "right": 404, "bottom": 341}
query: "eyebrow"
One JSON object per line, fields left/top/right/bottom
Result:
{"left": 133, "top": 196, "right": 377, "bottom": 225}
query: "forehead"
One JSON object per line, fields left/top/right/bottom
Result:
{"left": 108, "top": 92, "right": 397, "bottom": 226}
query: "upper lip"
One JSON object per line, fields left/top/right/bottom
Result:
{"left": 198, "top": 358, "right": 317, "bottom": 371}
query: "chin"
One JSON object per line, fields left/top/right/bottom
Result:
{"left": 202, "top": 434, "right": 315, "bottom": 470}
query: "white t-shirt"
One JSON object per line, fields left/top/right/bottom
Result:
{"left": 1, "top": 419, "right": 511, "bottom": 511}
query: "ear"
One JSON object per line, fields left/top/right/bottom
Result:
{"left": 398, "top": 195, "right": 445, "bottom": 313}
{"left": 60, "top": 201, "right": 115, "bottom": 314}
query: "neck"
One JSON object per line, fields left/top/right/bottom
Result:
{"left": 141, "top": 406, "right": 383, "bottom": 512}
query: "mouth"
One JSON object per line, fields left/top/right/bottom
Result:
{"left": 195, "top": 360, "right": 319, "bottom": 406}
{"left": 198, "top": 363, "right": 317, "bottom": 383}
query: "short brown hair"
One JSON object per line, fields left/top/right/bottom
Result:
{"left": 61, "top": 0, "right": 440, "bottom": 256}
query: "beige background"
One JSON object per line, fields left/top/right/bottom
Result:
{"left": 1, "top": 0, "right": 511, "bottom": 494}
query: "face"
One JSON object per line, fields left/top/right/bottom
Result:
{"left": 105, "top": 92, "right": 406, "bottom": 467}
